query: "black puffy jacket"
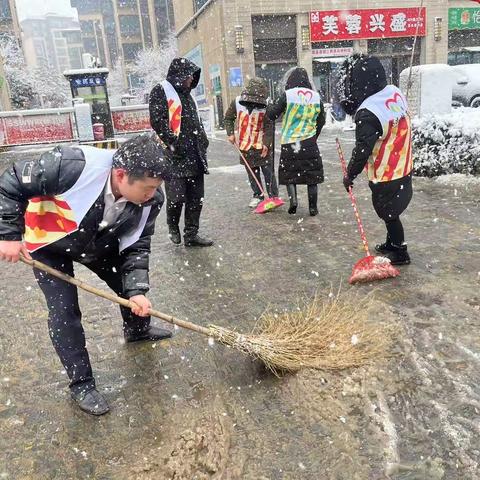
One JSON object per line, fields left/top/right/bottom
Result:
{"left": 149, "top": 58, "right": 209, "bottom": 178}
{"left": 0, "top": 146, "right": 163, "bottom": 298}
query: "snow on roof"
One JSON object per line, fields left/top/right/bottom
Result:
{"left": 63, "top": 68, "right": 109, "bottom": 76}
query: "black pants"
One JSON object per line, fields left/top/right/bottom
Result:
{"left": 286, "top": 184, "right": 318, "bottom": 208}
{"left": 32, "top": 250, "right": 150, "bottom": 395}
{"left": 245, "top": 164, "right": 279, "bottom": 198}
{"left": 370, "top": 174, "right": 413, "bottom": 245}
{"left": 165, "top": 174, "right": 204, "bottom": 238}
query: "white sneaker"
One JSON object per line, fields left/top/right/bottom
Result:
{"left": 249, "top": 197, "right": 262, "bottom": 208}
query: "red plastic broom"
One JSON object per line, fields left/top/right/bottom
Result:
{"left": 233, "top": 143, "right": 284, "bottom": 214}
{"left": 336, "top": 138, "right": 400, "bottom": 284}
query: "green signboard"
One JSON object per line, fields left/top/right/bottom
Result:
{"left": 449, "top": 8, "right": 480, "bottom": 30}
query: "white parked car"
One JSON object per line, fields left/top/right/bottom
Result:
{"left": 451, "top": 64, "right": 480, "bottom": 108}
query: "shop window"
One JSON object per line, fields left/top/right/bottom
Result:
{"left": 254, "top": 38, "right": 297, "bottom": 62}
{"left": 252, "top": 15, "right": 297, "bottom": 39}
{"left": 448, "top": 30, "right": 480, "bottom": 65}
{"left": 368, "top": 37, "right": 415, "bottom": 55}
{"left": 252, "top": 14, "right": 297, "bottom": 66}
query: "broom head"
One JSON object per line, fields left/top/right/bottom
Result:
{"left": 254, "top": 196, "right": 285, "bottom": 214}
{"left": 349, "top": 255, "right": 400, "bottom": 284}
{"left": 208, "top": 292, "right": 394, "bottom": 375}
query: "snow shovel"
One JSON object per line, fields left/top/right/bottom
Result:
{"left": 335, "top": 138, "right": 400, "bottom": 284}
{"left": 233, "top": 143, "right": 284, "bottom": 214}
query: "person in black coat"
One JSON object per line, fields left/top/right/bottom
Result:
{"left": 339, "top": 54, "right": 413, "bottom": 265}
{"left": 0, "top": 135, "right": 172, "bottom": 415}
{"left": 267, "top": 67, "right": 326, "bottom": 216}
{"left": 149, "top": 58, "right": 213, "bottom": 247}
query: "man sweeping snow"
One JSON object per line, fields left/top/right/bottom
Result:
{"left": 0, "top": 135, "right": 172, "bottom": 415}
{"left": 339, "top": 54, "right": 413, "bottom": 266}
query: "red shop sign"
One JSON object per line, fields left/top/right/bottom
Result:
{"left": 310, "top": 7, "right": 426, "bottom": 42}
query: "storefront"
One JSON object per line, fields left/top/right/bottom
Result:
{"left": 309, "top": 7, "right": 426, "bottom": 93}
{"left": 448, "top": 7, "right": 480, "bottom": 65}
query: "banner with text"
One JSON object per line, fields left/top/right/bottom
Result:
{"left": 310, "top": 7, "right": 426, "bottom": 42}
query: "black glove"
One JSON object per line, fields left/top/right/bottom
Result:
{"left": 343, "top": 176, "right": 354, "bottom": 192}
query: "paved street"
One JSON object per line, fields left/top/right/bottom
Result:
{"left": 1, "top": 128, "right": 480, "bottom": 479}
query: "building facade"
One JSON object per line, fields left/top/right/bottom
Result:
{"left": 71, "top": 0, "right": 174, "bottom": 88}
{"left": 21, "top": 15, "right": 84, "bottom": 72}
{"left": 173, "top": 0, "right": 480, "bottom": 126}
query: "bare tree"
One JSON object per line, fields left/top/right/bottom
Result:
{"left": 107, "top": 58, "right": 128, "bottom": 107}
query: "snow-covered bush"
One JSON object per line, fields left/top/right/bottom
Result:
{"left": 412, "top": 108, "right": 480, "bottom": 177}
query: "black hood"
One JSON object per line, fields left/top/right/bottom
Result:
{"left": 285, "top": 67, "right": 312, "bottom": 90}
{"left": 166, "top": 57, "right": 201, "bottom": 93}
{"left": 339, "top": 54, "right": 387, "bottom": 115}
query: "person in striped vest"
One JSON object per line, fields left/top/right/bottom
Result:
{"left": 267, "top": 67, "right": 326, "bottom": 216}
{"left": 340, "top": 54, "right": 413, "bottom": 266}
{"left": 0, "top": 135, "right": 173, "bottom": 415}
{"left": 224, "top": 77, "right": 278, "bottom": 208}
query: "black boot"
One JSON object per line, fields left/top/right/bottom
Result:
{"left": 184, "top": 235, "right": 214, "bottom": 247}
{"left": 168, "top": 227, "right": 181, "bottom": 245}
{"left": 71, "top": 388, "right": 109, "bottom": 416}
{"left": 384, "top": 244, "right": 411, "bottom": 265}
{"left": 307, "top": 184, "right": 318, "bottom": 216}
{"left": 286, "top": 184, "right": 297, "bottom": 214}
{"left": 375, "top": 236, "right": 396, "bottom": 254}
{"left": 125, "top": 325, "right": 173, "bottom": 343}
{"left": 167, "top": 201, "right": 183, "bottom": 244}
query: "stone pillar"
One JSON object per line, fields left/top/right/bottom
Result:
{"left": 297, "top": 13, "right": 313, "bottom": 78}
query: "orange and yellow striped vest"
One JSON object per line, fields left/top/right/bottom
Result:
{"left": 161, "top": 80, "right": 182, "bottom": 136}
{"left": 23, "top": 146, "right": 151, "bottom": 253}
{"left": 235, "top": 97, "right": 265, "bottom": 151}
{"left": 359, "top": 85, "right": 413, "bottom": 183}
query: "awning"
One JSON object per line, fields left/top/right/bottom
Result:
{"left": 463, "top": 46, "right": 480, "bottom": 52}
{"left": 313, "top": 57, "right": 346, "bottom": 63}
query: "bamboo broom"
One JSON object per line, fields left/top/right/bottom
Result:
{"left": 21, "top": 257, "right": 393, "bottom": 375}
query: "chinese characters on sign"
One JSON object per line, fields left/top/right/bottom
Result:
{"left": 448, "top": 8, "right": 480, "bottom": 30}
{"left": 310, "top": 8, "right": 426, "bottom": 42}
{"left": 71, "top": 77, "right": 106, "bottom": 88}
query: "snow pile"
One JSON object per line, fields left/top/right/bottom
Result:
{"left": 413, "top": 107, "right": 480, "bottom": 177}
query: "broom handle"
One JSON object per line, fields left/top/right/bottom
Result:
{"left": 233, "top": 142, "right": 269, "bottom": 199}
{"left": 19, "top": 256, "right": 212, "bottom": 337}
{"left": 335, "top": 138, "right": 371, "bottom": 257}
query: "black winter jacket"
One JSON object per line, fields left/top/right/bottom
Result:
{"left": 347, "top": 109, "right": 383, "bottom": 181}
{"left": 149, "top": 58, "right": 209, "bottom": 178}
{"left": 0, "top": 146, "right": 163, "bottom": 298}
